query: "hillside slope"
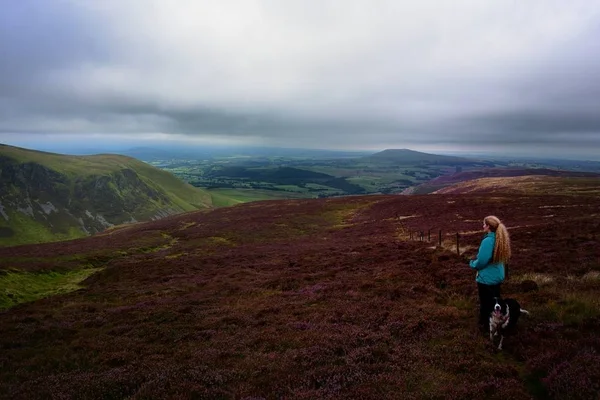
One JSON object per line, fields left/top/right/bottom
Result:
{"left": 408, "top": 167, "right": 600, "bottom": 194}
{"left": 434, "top": 176, "right": 600, "bottom": 195}
{"left": 1, "top": 186, "right": 599, "bottom": 398}
{"left": 431, "top": 171, "right": 600, "bottom": 195}
{"left": 0, "top": 144, "right": 213, "bottom": 246}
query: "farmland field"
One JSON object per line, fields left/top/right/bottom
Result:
{"left": 151, "top": 152, "right": 499, "bottom": 203}
{"left": 150, "top": 150, "right": 600, "bottom": 204}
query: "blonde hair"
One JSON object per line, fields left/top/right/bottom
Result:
{"left": 484, "top": 215, "right": 511, "bottom": 264}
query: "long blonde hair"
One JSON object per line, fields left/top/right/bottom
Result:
{"left": 484, "top": 215, "right": 511, "bottom": 264}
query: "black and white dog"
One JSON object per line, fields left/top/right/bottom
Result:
{"left": 489, "top": 297, "right": 530, "bottom": 350}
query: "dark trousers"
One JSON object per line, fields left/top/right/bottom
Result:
{"left": 477, "top": 282, "right": 501, "bottom": 327}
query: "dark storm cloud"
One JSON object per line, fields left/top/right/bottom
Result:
{"left": 1, "top": 0, "right": 600, "bottom": 156}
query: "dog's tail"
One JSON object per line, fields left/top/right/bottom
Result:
{"left": 520, "top": 308, "right": 530, "bottom": 315}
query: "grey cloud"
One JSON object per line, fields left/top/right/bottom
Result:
{"left": 0, "top": 1, "right": 109, "bottom": 85}
{"left": 1, "top": 1, "right": 600, "bottom": 157}
{"left": 465, "top": 111, "right": 600, "bottom": 137}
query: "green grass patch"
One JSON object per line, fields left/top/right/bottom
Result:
{"left": 0, "top": 267, "right": 103, "bottom": 310}
{"left": 135, "top": 241, "right": 177, "bottom": 253}
{"left": 271, "top": 184, "right": 308, "bottom": 192}
{"left": 323, "top": 203, "right": 371, "bottom": 229}
{"left": 547, "top": 292, "right": 600, "bottom": 325}
{"left": 208, "top": 188, "right": 309, "bottom": 207}
{"left": 0, "top": 209, "right": 86, "bottom": 247}
{"left": 346, "top": 176, "right": 383, "bottom": 191}
{"left": 512, "top": 272, "right": 555, "bottom": 286}
{"left": 165, "top": 252, "right": 186, "bottom": 259}
{"left": 207, "top": 236, "right": 236, "bottom": 246}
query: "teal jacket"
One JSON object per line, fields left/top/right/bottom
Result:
{"left": 469, "top": 232, "right": 505, "bottom": 285}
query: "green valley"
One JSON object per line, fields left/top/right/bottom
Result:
{"left": 153, "top": 148, "right": 497, "bottom": 201}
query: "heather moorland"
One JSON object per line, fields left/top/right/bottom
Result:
{"left": 1, "top": 178, "right": 600, "bottom": 399}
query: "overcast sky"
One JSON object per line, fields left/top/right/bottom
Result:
{"left": 1, "top": 0, "right": 600, "bottom": 159}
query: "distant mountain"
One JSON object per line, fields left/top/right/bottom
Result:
{"left": 363, "top": 149, "right": 477, "bottom": 165}
{"left": 0, "top": 144, "right": 213, "bottom": 246}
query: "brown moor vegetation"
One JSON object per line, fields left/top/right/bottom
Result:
{"left": 1, "top": 176, "right": 600, "bottom": 399}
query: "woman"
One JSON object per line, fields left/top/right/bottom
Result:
{"left": 469, "top": 215, "right": 511, "bottom": 332}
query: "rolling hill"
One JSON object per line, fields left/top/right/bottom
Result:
{"left": 1, "top": 177, "right": 599, "bottom": 398}
{"left": 0, "top": 144, "right": 213, "bottom": 246}
{"left": 363, "top": 148, "right": 479, "bottom": 165}
{"left": 434, "top": 175, "right": 600, "bottom": 195}
{"left": 408, "top": 167, "right": 600, "bottom": 194}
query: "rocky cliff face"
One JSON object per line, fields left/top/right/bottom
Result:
{"left": 0, "top": 155, "right": 199, "bottom": 246}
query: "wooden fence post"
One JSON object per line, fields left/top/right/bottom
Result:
{"left": 439, "top": 230, "right": 442, "bottom": 247}
{"left": 428, "top": 229, "right": 431, "bottom": 242}
{"left": 456, "top": 232, "right": 460, "bottom": 255}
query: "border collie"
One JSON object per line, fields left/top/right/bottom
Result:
{"left": 489, "top": 297, "right": 530, "bottom": 350}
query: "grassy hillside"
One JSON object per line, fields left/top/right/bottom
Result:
{"left": 0, "top": 144, "right": 212, "bottom": 209}
{"left": 1, "top": 182, "right": 599, "bottom": 398}
{"left": 0, "top": 144, "right": 213, "bottom": 246}
{"left": 120, "top": 157, "right": 213, "bottom": 210}
{"left": 0, "top": 145, "right": 135, "bottom": 175}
